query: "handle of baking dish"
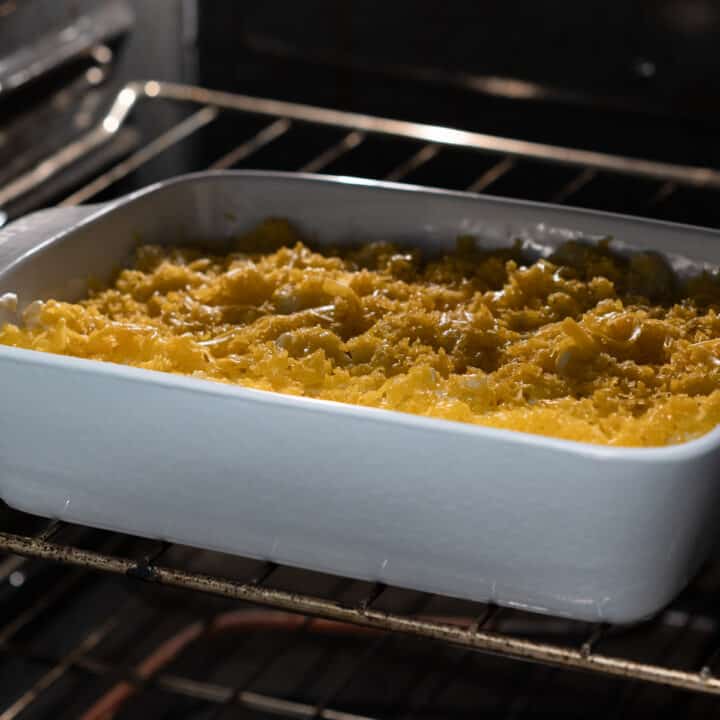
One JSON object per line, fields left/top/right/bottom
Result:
{"left": 0, "top": 205, "right": 103, "bottom": 272}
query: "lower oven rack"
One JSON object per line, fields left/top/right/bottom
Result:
{"left": 3, "top": 525, "right": 720, "bottom": 695}
{"left": 2, "top": 80, "right": 720, "bottom": 719}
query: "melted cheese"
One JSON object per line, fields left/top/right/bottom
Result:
{"left": 4, "top": 219, "right": 720, "bottom": 447}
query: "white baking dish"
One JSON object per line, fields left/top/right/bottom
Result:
{"left": 1, "top": 171, "right": 720, "bottom": 624}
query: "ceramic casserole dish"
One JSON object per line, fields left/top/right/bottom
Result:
{"left": 1, "top": 170, "right": 720, "bottom": 623}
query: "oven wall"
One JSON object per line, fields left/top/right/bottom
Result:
{"left": 195, "top": 0, "right": 720, "bottom": 166}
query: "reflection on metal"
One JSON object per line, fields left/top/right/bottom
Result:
{"left": 209, "top": 118, "right": 292, "bottom": 171}
{"left": 0, "top": 530, "right": 719, "bottom": 697}
{"left": 60, "top": 106, "right": 219, "bottom": 206}
{"left": 467, "top": 156, "right": 517, "bottom": 193}
{"left": 0, "top": 1, "right": 133, "bottom": 96}
{"left": 300, "top": 131, "right": 366, "bottom": 173}
{"left": 114, "top": 81, "right": 720, "bottom": 188}
{"left": 0, "top": 126, "right": 109, "bottom": 208}
{"left": 385, "top": 143, "right": 439, "bottom": 182}
{"left": 0, "top": 80, "right": 141, "bottom": 209}
{"left": 145, "top": 81, "right": 720, "bottom": 188}
{"left": 6, "top": 77, "right": 720, "bottom": 218}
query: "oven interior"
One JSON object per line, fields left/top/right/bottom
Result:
{"left": 2, "top": 2, "right": 720, "bottom": 718}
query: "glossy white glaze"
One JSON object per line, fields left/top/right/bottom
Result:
{"left": 1, "top": 171, "right": 719, "bottom": 622}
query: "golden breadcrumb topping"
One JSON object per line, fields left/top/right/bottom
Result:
{"left": 4, "top": 219, "right": 720, "bottom": 446}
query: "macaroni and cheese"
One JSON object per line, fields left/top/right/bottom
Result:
{"left": 3, "top": 219, "right": 720, "bottom": 446}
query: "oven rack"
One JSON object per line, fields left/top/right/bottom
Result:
{"left": 2, "top": 80, "right": 720, "bottom": 718}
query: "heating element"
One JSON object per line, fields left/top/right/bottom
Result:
{"left": 2, "top": 79, "right": 720, "bottom": 719}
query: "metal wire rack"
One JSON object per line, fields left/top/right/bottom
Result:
{"left": 2, "top": 79, "right": 720, "bottom": 719}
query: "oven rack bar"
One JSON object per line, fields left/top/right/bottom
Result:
{"left": 0, "top": 527, "right": 719, "bottom": 700}
{"left": 149, "top": 81, "right": 720, "bottom": 187}
{"left": 4, "top": 78, "right": 720, "bottom": 216}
